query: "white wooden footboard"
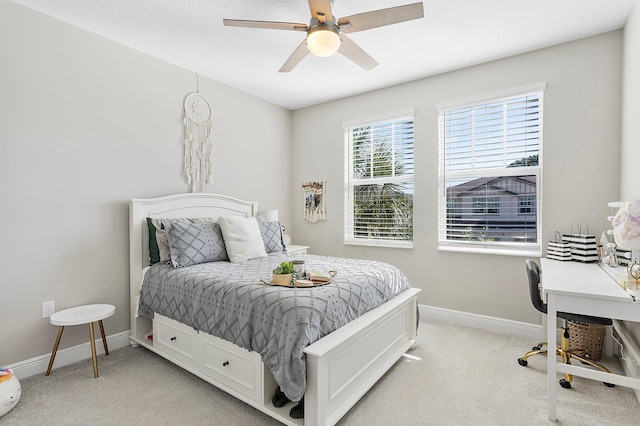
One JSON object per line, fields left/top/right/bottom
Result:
{"left": 304, "top": 288, "right": 420, "bottom": 426}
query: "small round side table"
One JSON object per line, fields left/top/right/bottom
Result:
{"left": 45, "top": 304, "right": 115, "bottom": 378}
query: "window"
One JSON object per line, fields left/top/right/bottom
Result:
{"left": 473, "top": 197, "right": 499, "bottom": 214}
{"left": 518, "top": 196, "right": 535, "bottom": 214}
{"left": 437, "top": 84, "right": 544, "bottom": 256}
{"left": 343, "top": 110, "right": 414, "bottom": 248}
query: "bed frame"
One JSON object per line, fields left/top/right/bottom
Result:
{"left": 129, "top": 193, "right": 420, "bottom": 426}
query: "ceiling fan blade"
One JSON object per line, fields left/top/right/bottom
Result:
{"left": 338, "top": 2, "right": 424, "bottom": 33}
{"left": 279, "top": 40, "right": 310, "bottom": 73}
{"left": 308, "top": 0, "right": 333, "bottom": 22}
{"left": 223, "top": 19, "right": 307, "bottom": 31}
{"left": 338, "top": 34, "right": 378, "bottom": 71}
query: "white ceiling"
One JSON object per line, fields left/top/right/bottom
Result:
{"left": 11, "top": 0, "right": 637, "bottom": 110}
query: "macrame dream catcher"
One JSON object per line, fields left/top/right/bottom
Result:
{"left": 302, "top": 180, "right": 327, "bottom": 223}
{"left": 183, "top": 82, "right": 213, "bottom": 192}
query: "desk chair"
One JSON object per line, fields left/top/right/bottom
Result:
{"left": 517, "top": 259, "right": 614, "bottom": 389}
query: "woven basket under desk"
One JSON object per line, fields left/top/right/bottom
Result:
{"left": 567, "top": 320, "right": 607, "bottom": 361}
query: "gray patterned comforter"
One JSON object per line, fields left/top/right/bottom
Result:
{"left": 137, "top": 252, "right": 411, "bottom": 402}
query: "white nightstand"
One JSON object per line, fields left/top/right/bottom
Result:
{"left": 286, "top": 245, "right": 310, "bottom": 255}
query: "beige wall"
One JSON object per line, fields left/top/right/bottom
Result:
{"left": 0, "top": 1, "right": 292, "bottom": 364}
{"left": 292, "top": 31, "right": 622, "bottom": 324}
{"left": 621, "top": 2, "right": 640, "bottom": 346}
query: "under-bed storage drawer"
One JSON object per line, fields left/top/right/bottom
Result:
{"left": 154, "top": 314, "right": 198, "bottom": 367}
{"left": 201, "top": 334, "right": 263, "bottom": 402}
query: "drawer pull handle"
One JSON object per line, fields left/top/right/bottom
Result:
{"left": 170, "top": 336, "right": 177, "bottom": 341}
{"left": 222, "top": 361, "right": 229, "bottom": 367}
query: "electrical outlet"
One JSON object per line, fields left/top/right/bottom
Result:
{"left": 42, "top": 301, "right": 55, "bottom": 318}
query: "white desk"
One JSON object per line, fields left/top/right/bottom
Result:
{"left": 541, "top": 258, "right": 640, "bottom": 421}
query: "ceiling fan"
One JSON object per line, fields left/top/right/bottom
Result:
{"left": 223, "top": 0, "right": 424, "bottom": 72}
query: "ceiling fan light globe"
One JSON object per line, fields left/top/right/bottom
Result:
{"left": 306, "top": 29, "right": 340, "bottom": 57}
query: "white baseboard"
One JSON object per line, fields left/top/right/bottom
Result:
{"left": 9, "top": 330, "right": 131, "bottom": 380}
{"left": 419, "top": 304, "right": 543, "bottom": 340}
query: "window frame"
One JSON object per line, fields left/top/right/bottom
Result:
{"left": 436, "top": 83, "right": 545, "bottom": 257}
{"left": 343, "top": 109, "right": 415, "bottom": 249}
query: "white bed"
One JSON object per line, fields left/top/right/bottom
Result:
{"left": 129, "top": 193, "right": 420, "bottom": 426}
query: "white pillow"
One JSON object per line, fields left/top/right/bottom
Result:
{"left": 218, "top": 216, "right": 268, "bottom": 263}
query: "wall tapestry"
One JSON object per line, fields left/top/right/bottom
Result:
{"left": 183, "top": 90, "right": 213, "bottom": 192}
{"left": 302, "top": 180, "right": 326, "bottom": 223}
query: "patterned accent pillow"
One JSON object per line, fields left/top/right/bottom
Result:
{"left": 218, "top": 216, "right": 268, "bottom": 263}
{"left": 163, "top": 221, "right": 229, "bottom": 268}
{"left": 151, "top": 217, "right": 216, "bottom": 263}
{"left": 258, "top": 220, "right": 285, "bottom": 253}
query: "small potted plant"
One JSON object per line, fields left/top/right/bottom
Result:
{"left": 272, "top": 261, "right": 294, "bottom": 286}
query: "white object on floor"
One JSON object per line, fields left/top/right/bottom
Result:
{"left": 0, "top": 375, "right": 21, "bottom": 418}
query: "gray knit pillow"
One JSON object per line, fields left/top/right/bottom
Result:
{"left": 164, "top": 221, "right": 228, "bottom": 267}
{"left": 258, "top": 220, "right": 285, "bottom": 253}
{"left": 151, "top": 217, "right": 215, "bottom": 263}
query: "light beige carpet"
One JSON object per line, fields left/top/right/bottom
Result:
{"left": 4, "top": 319, "right": 640, "bottom": 425}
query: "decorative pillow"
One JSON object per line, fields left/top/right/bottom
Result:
{"left": 151, "top": 217, "right": 216, "bottom": 263}
{"left": 163, "top": 221, "right": 228, "bottom": 267}
{"left": 218, "top": 216, "right": 268, "bottom": 263}
{"left": 258, "top": 219, "right": 285, "bottom": 253}
{"left": 147, "top": 217, "right": 161, "bottom": 264}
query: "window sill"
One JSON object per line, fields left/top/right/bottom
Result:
{"left": 438, "top": 243, "right": 541, "bottom": 257}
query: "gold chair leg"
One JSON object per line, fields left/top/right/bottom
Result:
{"left": 45, "top": 326, "right": 65, "bottom": 376}
{"left": 98, "top": 320, "right": 109, "bottom": 355}
{"left": 560, "top": 327, "right": 573, "bottom": 383}
{"left": 521, "top": 348, "right": 548, "bottom": 362}
{"left": 570, "top": 352, "right": 612, "bottom": 373}
{"left": 518, "top": 341, "right": 548, "bottom": 366}
{"left": 89, "top": 322, "right": 99, "bottom": 378}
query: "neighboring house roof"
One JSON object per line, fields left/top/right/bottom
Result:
{"left": 447, "top": 175, "right": 536, "bottom": 198}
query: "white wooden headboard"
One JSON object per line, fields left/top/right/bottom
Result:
{"left": 129, "top": 193, "right": 259, "bottom": 328}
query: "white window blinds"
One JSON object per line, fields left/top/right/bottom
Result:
{"left": 344, "top": 111, "right": 414, "bottom": 248}
{"left": 438, "top": 85, "right": 543, "bottom": 255}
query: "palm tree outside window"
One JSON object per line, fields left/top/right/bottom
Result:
{"left": 343, "top": 110, "right": 414, "bottom": 248}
